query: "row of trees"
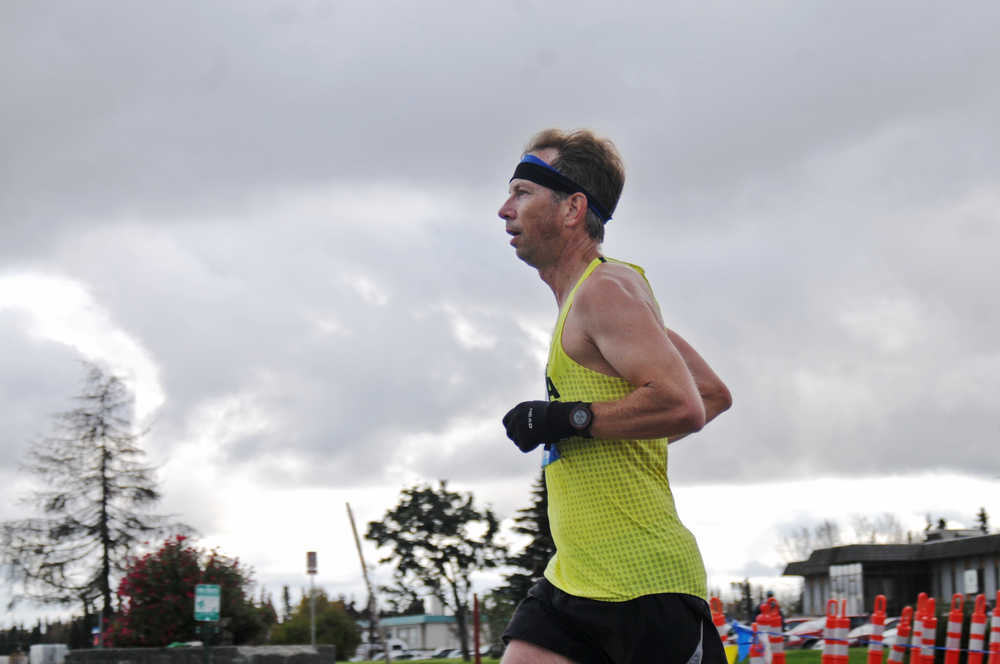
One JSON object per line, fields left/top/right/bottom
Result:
{"left": 363, "top": 473, "right": 553, "bottom": 658}
{"left": 0, "top": 618, "right": 93, "bottom": 654}
{"left": 0, "top": 365, "right": 288, "bottom": 648}
{"left": 0, "top": 364, "right": 555, "bottom": 660}
{"left": 778, "top": 508, "right": 994, "bottom": 563}
{"left": 9, "top": 362, "right": 998, "bottom": 658}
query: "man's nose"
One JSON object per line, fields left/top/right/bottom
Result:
{"left": 498, "top": 197, "right": 514, "bottom": 221}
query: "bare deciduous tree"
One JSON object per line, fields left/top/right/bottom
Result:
{"left": 779, "top": 512, "right": 910, "bottom": 563}
{"left": 850, "top": 513, "right": 905, "bottom": 544}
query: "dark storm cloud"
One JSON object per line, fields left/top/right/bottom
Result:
{"left": 2, "top": 0, "right": 999, "bottom": 507}
{"left": 6, "top": 2, "right": 997, "bottom": 230}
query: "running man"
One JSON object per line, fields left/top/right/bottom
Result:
{"left": 498, "top": 129, "right": 732, "bottom": 664}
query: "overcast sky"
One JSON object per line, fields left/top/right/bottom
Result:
{"left": 3, "top": 1, "right": 1000, "bottom": 625}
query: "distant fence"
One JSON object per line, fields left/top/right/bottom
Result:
{"left": 67, "top": 645, "right": 336, "bottom": 664}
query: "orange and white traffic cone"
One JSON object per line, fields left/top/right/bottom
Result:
{"left": 749, "top": 622, "right": 765, "bottom": 664}
{"left": 821, "top": 599, "right": 839, "bottom": 664}
{"left": 835, "top": 600, "right": 850, "bottom": 664}
{"left": 944, "top": 594, "right": 965, "bottom": 664}
{"left": 710, "top": 597, "right": 730, "bottom": 646}
{"left": 920, "top": 597, "right": 938, "bottom": 664}
{"left": 912, "top": 593, "right": 929, "bottom": 664}
{"left": 887, "top": 606, "right": 913, "bottom": 664}
{"left": 867, "top": 594, "right": 887, "bottom": 664}
{"left": 969, "top": 594, "right": 988, "bottom": 664}
{"left": 765, "top": 601, "right": 786, "bottom": 664}
{"left": 988, "top": 590, "right": 1000, "bottom": 664}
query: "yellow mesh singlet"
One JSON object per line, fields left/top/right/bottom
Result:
{"left": 542, "top": 257, "right": 707, "bottom": 602}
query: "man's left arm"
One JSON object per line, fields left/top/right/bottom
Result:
{"left": 659, "top": 327, "right": 732, "bottom": 442}
{"left": 502, "top": 270, "right": 731, "bottom": 451}
{"left": 583, "top": 274, "right": 728, "bottom": 440}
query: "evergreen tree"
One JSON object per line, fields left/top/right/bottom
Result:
{"left": 281, "top": 585, "right": 294, "bottom": 622}
{"left": 977, "top": 507, "right": 990, "bottom": 534}
{"left": 0, "top": 363, "right": 193, "bottom": 623}
{"left": 366, "top": 480, "right": 506, "bottom": 662}
{"left": 498, "top": 472, "right": 554, "bottom": 603}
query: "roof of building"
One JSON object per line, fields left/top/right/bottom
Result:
{"left": 357, "top": 614, "right": 457, "bottom": 628}
{"left": 783, "top": 534, "right": 1000, "bottom": 577}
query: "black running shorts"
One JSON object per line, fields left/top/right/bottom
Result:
{"left": 502, "top": 579, "right": 725, "bottom": 664}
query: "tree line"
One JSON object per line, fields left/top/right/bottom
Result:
{"left": 778, "top": 508, "right": 993, "bottom": 564}
{"left": 0, "top": 364, "right": 554, "bottom": 661}
{"left": 1, "top": 618, "right": 93, "bottom": 654}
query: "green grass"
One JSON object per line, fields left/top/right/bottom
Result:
{"left": 783, "top": 648, "right": 887, "bottom": 663}
{"left": 352, "top": 651, "right": 876, "bottom": 663}
{"left": 351, "top": 660, "right": 500, "bottom": 664}
{"left": 351, "top": 650, "right": 885, "bottom": 663}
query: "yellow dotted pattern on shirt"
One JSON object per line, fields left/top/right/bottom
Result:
{"left": 542, "top": 257, "right": 707, "bottom": 602}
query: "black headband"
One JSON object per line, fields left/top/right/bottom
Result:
{"left": 510, "top": 155, "right": 613, "bottom": 223}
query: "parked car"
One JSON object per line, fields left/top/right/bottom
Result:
{"left": 809, "top": 616, "right": 901, "bottom": 650}
{"left": 349, "top": 639, "right": 409, "bottom": 661}
{"left": 881, "top": 626, "right": 901, "bottom": 648}
{"left": 848, "top": 617, "right": 901, "bottom": 647}
{"left": 782, "top": 617, "right": 820, "bottom": 635}
{"left": 785, "top": 617, "right": 828, "bottom": 649}
{"left": 786, "top": 615, "right": 870, "bottom": 649}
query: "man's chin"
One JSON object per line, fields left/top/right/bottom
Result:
{"left": 514, "top": 247, "right": 537, "bottom": 266}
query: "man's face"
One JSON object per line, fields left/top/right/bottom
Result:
{"left": 498, "top": 149, "right": 563, "bottom": 268}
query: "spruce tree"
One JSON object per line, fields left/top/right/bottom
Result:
{"left": 498, "top": 472, "right": 555, "bottom": 603}
{"left": 976, "top": 507, "right": 990, "bottom": 534}
{"left": 1, "top": 363, "right": 192, "bottom": 624}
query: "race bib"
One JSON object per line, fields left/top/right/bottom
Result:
{"left": 541, "top": 443, "right": 561, "bottom": 467}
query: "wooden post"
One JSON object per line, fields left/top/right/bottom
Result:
{"left": 347, "top": 502, "right": 391, "bottom": 664}
{"left": 474, "top": 593, "right": 481, "bottom": 664}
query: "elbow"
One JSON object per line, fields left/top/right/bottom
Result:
{"left": 679, "top": 398, "right": 707, "bottom": 433}
{"left": 703, "top": 379, "right": 732, "bottom": 421}
{"left": 716, "top": 383, "right": 733, "bottom": 413}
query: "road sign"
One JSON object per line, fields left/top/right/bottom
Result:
{"left": 195, "top": 584, "right": 221, "bottom": 622}
{"left": 307, "top": 551, "right": 317, "bottom": 575}
{"left": 965, "top": 569, "right": 979, "bottom": 593}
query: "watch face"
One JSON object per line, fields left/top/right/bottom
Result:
{"left": 570, "top": 405, "right": 591, "bottom": 429}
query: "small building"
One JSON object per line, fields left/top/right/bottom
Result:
{"left": 783, "top": 532, "right": 1000, "bottom": 616}
{"left": 357, "top": 614, "right": 468, "bottom": 653}
{"left": 29, "top": 645, "right": 68, "bottom": 664}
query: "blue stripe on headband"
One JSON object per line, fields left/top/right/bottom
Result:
{"left": 521, "top": 154, "right": 560, "bottom": 171}
{"left": 512, "top": 155, "right": 613, "bottom": 223}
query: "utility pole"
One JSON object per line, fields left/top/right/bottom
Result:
{"left": 347, "top": 502, "right": 391, "bottom": 664}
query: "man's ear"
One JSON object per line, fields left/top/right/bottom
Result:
{"left": 563, "top": 192, "right": 589, "bottom": 228}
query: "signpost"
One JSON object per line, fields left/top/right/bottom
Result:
{"left": 307, "top": 552, "right": 317, "bottom": 647}
{"left": 195, "top": 584, "right": 221, "bottom": 664}
{"left": 195, "top": 585, "right": 221, "bottom": 622}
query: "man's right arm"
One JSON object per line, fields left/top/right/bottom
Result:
{"left": 666, "top": 327, "right": 732, "bottom": 426}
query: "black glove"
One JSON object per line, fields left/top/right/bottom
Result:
{"left": 502, "top": 400, "right": 593, "bottom": 453}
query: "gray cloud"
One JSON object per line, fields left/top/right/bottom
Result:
{"left": 2, "top": 1, "right": 1000, "bottom": 613}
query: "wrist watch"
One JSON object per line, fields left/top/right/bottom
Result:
{"left": 568, "top": 403, "right": 593, "bottom": 437}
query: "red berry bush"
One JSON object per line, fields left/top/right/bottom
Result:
{"left": 106, "top": 536, "right": 265, "bottom": 646}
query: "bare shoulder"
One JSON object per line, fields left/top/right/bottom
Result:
{"left": 573, "top": 261, "right": 662, "bottom": 325}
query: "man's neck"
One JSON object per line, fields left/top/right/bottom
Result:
{"left": 538, "top": 239, "right": 603, "bottom": 308}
